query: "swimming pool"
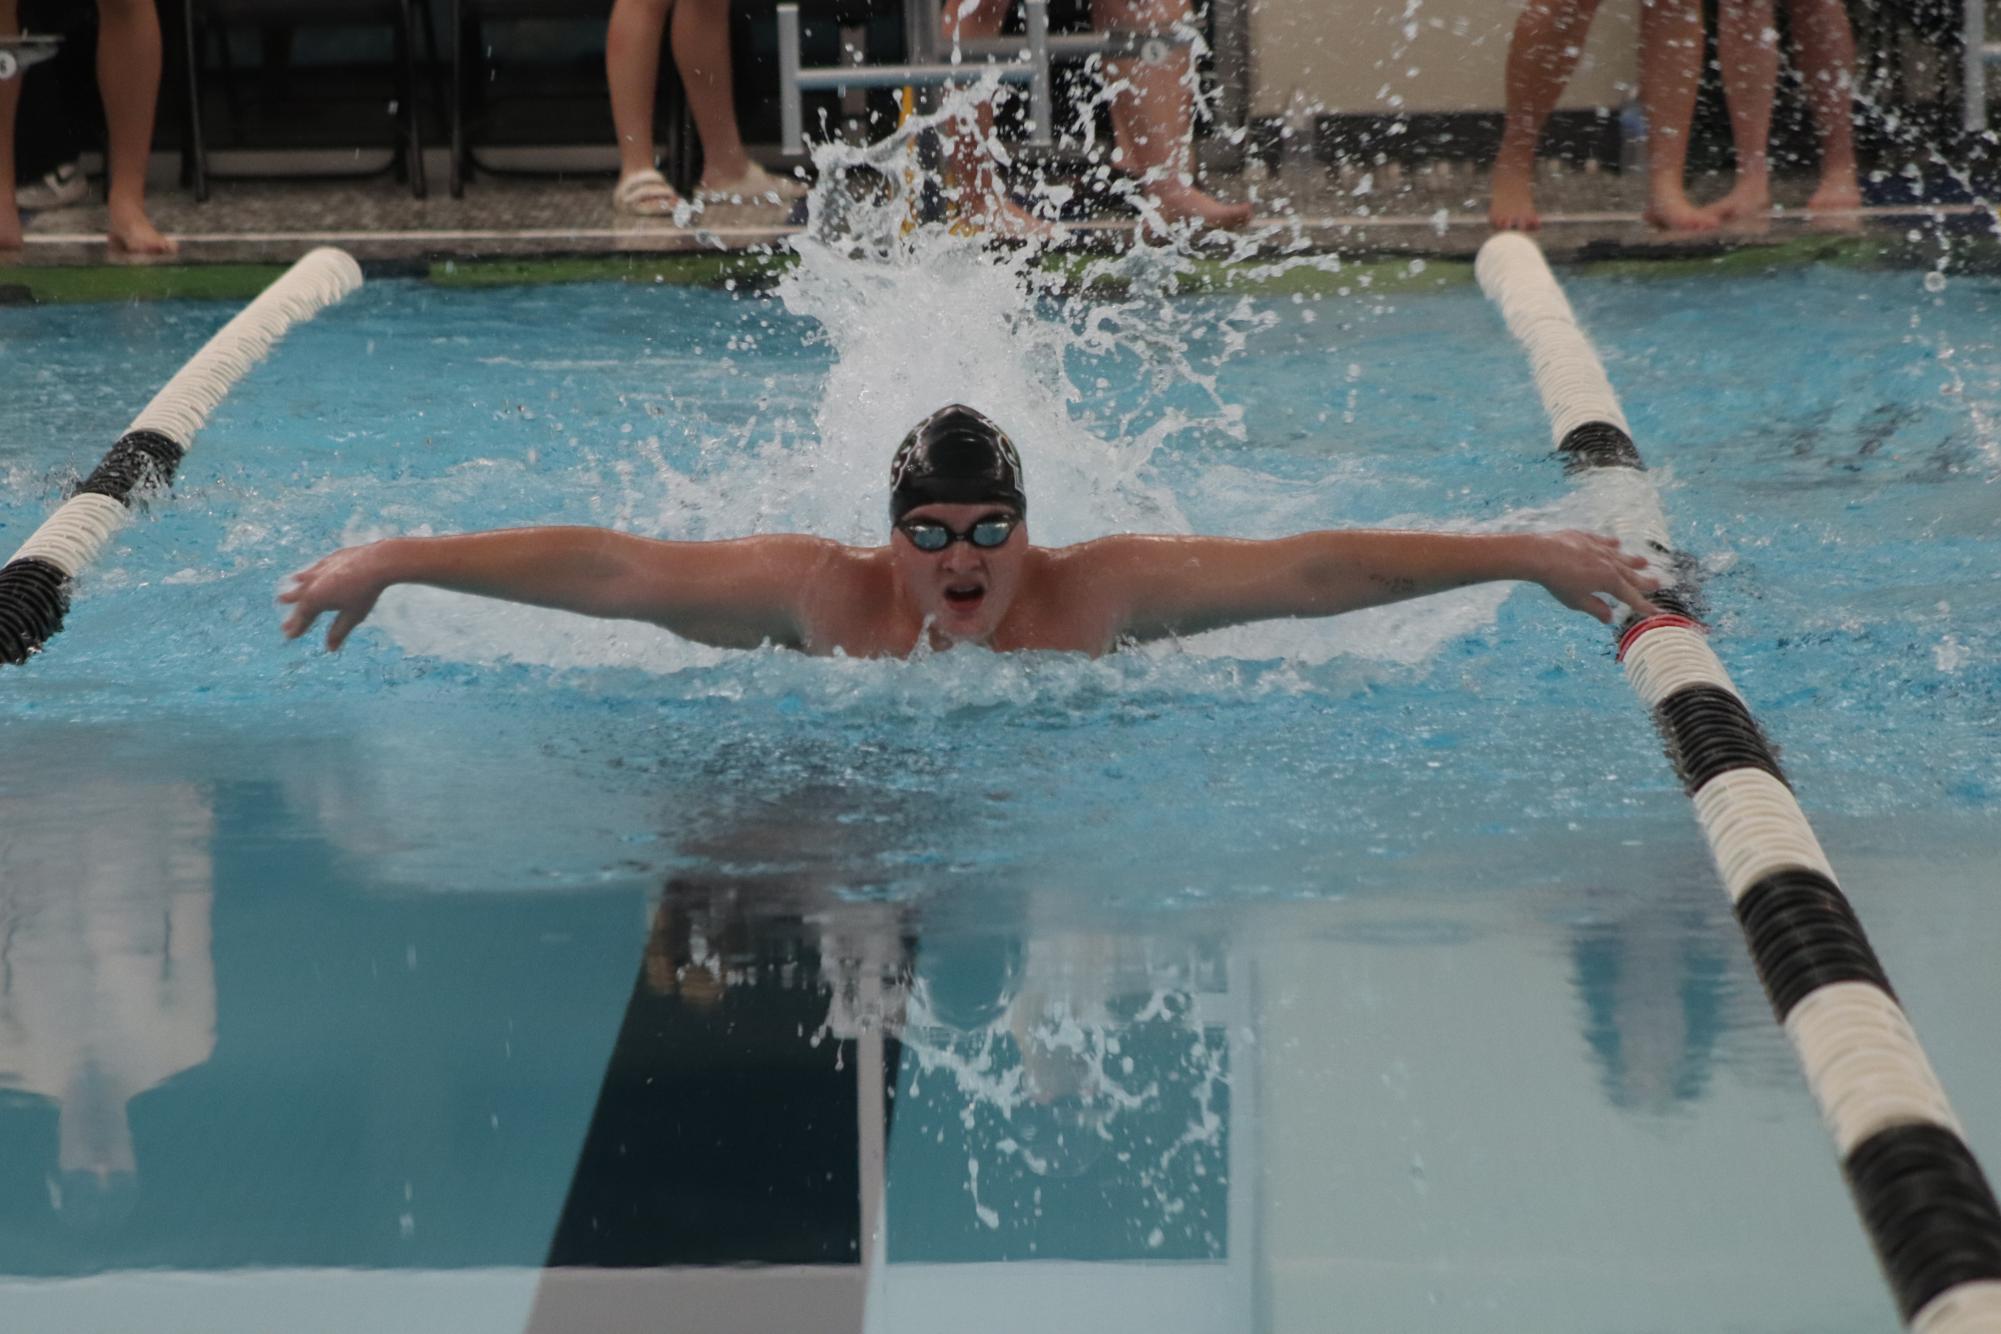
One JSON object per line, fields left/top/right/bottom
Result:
{"left": 2, "top": 233, "right": 1998, "bottom": 1332}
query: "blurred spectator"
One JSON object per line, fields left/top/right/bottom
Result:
{"left": 1490, "top": 0, "right": 1718, "bottom": 232}
{"left": 0, "top": 0, "right": 175, "bottom": 253}
{"left": 940, "top": 0, "right": 1253, "bottom": 234}
{"left": 606, "top": 0, "right": 806, "bottom": 216}
{"left": 1708, "top": 0, "right": 1861, "bottom": 221}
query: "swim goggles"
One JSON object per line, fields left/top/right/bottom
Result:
{"left": 895, "top": 513, "right": 1019, "bottom": 552}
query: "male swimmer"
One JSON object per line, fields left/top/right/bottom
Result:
{"left": 281, "top": 404, "right": 1663, "bottom": 656}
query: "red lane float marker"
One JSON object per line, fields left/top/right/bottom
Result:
{"left": 1616, "top": 613, "right": 1704, "bottom": 662}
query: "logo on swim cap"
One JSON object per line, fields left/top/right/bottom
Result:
{"left": 889, "top": 404, "right": 1026, "bottom": 523}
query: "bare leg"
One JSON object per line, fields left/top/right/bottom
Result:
{"left": 1709, "top": 0, "right": 1777, "bottom": 221}
{"left": 671, "top": 0, "right": 753, "bottom": 188}
{"left": 1638, "top": 0, "right": 1715, "bottom": 231}
{"left": 98, "top": 0, "right": 175, "bottom": 254}
{"left": 1, "top": 0, "right": 21, "bottom": 250}
{"left": 1490, "top": 0, "right": 1604, "bottom": 231}
{"left": 938, "top": 0, "right": 1049, "bottom": 234}
{"left": 1790, "top": 0, "right": 1859, "bottom": 210}
{"left": 608, "top": 0, "right": 671, "bottom": 181}
{"left": 1093, "top": 0, "right": 1250, "bottom": 230}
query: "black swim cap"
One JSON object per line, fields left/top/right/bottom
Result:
{"left": 889, "top": 404, "right": 1026, "bottom": 523}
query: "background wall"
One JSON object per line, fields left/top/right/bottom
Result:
{"left": 1246, "top": 0, "right": 1642, "bottom": 118}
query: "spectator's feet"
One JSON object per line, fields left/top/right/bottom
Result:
{"left": 106, "top": 203, "right": 177, "bottom": 256}
{"left": 1487, "top": 163, "right": 1540, "bottom": 231}
{"left": 695, "top": 162, "right": 808, "bottom": 207}
{"left": 1805, "top": 172, "right": 1862, "bottom": 213}
{"left": 1707, "top": 176, "right": 1772, "bottom": 224}
{"left": 1643, "top": 188, "right": 1719, "bottom": 232}
{"left": 16, "top": 159, "right": 87, "bottom": 211}
{"left": 613, "top": 169, "right": 684, "bottom": 218}
{"left": 1141, "top": 181, "right": 1254, "bottom": 233}
{"left": 954, "top": 192, "right": 1058, "bottom": 241}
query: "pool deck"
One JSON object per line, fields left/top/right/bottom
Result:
{"left": 4, "top": 159, "right": 1997, "bottom": 287}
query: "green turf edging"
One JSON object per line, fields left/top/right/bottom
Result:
{"left": 7, "top": 217, "right": 1990, "bottom": 306}
{"left": 426, "top": 251, "right": 798, "bottom": 290}
{"left": 0, "top": 263, "right": 293, "bottom": 304}
{"left": 1032, "top": 250, "right": 1476, "bottom": 298}
{"left": 1570, "top": 228, "right": 2001, "bottom": 279}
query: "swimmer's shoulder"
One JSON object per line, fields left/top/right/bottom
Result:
{"left": 1037, "top": 532, "right": 1187, "bottom": 586}
{"left": 789, "top": 537, "right": 903, "bottom": 653}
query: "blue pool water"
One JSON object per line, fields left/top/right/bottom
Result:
{"left": 1, "top": 254, "right": 1998, "bottom": 1333}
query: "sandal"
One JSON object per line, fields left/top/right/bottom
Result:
{"left": 695, "top": 162, "right": 809, "bottom": 207}
{"left": 613, "top": 169, "right": 684, "bottom": 218}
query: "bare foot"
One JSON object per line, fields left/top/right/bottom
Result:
{"left": 1643, "top": 187, "right": 1720, "bottom": 233}
{"left": 107, "top": 205, "right": 178, "bottom": 256}
{"left": 1142, "top": 181, "right": 1254, "bottom": 232}
{"left": 1488, "top": 161, "right": 1540, "bottom": 231}
{"left": 0, "top": 203, "right": 21, "bottom": 251}
{"left": 1805, "top": 172, "right": 1862, "bottom": 213}
{"left": 954, "top": 191, "right": 1057, "bottom": 241}
{"left": 1707, "top": 176, "right": 1772, "bottom": 224}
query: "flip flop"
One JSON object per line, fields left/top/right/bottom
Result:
{"left": 613, "top": 169, "right": 684, "bottom": 218}
{"left": 694, "top": 163, "right": 809, "bottom": 207}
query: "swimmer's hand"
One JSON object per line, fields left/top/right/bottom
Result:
{"left": 1527, "top": 530, "right": 1665, "bottom": 623}
{"left": 279, "top": 543, "right": 392, "bottom": 650}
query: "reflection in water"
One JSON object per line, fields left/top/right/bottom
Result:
{"left": 531, "top": 775, "right": 1249, "bottom": 1331}
{"left": 894, "top": 926, "right": 1230, "bottom": 1260}
{"left": 1568, "top": 885, "right": 1746, "bottom": 1116}
{"left": 545, "top": 880, "right": 898, "bottom": 1270}
{"left": 0, "top": 782, "right": 216, "bottom": 1229}
{"left": 0, "top": 748, "right": 1890, "bottom": 1330}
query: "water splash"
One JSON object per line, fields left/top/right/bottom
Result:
{"left": 361, "top": 89, "right": 1545, "bottom": 689}
{"left": 891, "top": 931, "right": 1229, "bottom": 1244}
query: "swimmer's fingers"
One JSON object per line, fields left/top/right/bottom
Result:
{"left": 278, "top": 568, "right": 327, "bottom": 638}
{"left": 1606, "top": 575, "right": 1663, "bottom": 621}
{"left": 281, "top": 602, "right": 320, "bottom": 640}
{"left": 1542, "top": 565, "right": 1661, "bottom": 623}
{"left": 279, "top": 577, "right": 318, "bottom": 638}
{"left": 325, "top": 607, "right": 366, "bottom": 652}
{"left": 1579, "top": 531, "right": 1660, "bottom": 568}
{"left": 1553, "top": 589, "right": 1616, "bottom": 623}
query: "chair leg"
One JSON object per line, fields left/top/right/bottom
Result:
{"left": 398, "top": 0, "right": 425, "bottom": 198}
{"left": 184, "top": 2, "right": 210, "bottom": 203}
{"left": 450, "top": 0, "right": 466, "bottom": 197}
{"left": 417, "top": 0, "right": 447, "bottom": 153}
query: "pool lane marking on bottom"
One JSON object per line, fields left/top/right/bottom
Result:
{"left": 0, "top": 246, "right": 363, "bottom": 665}
{"left": 1476, "top": 230, "right": 2001, "bottom": 1332}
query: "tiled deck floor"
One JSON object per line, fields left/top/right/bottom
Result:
{"left": 6, "top": 155, "right": 1995, "bottom": 269}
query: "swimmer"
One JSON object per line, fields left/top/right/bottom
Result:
{"left": 281, "top": 404, "right": 1664, "bottom": 656}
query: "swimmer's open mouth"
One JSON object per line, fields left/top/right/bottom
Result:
{"left": 943, "top": 582, "right": 986, "bottom": 610}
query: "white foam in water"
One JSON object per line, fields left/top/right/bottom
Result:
{"left": 368, "top": 89, "right": 1578, "bottom": 690}
{"left": 890, "top": 931, "right": 1227, "bottom": 1230}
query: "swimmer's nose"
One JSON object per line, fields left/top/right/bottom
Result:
{"left": 938, "top": 542, "right": 981, "bottom": 573}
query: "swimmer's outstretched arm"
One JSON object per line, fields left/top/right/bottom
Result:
{"left": 1091, "top": 528, "right": 1663, "bottom": 643}
{"left": 280, "top": 527, "right": 840, "bottom": 651}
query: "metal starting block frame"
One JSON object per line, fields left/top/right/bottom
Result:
{"left": 0, "top": 32, "right": 62, "bottom": 82}
{"left": 775, "top": 0, "right": 1191, "bottom": 156}
{"left": 1969, "top": 0, "right": 2000, "bottom": 132}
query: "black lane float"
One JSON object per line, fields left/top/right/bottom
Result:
{"left": 0, "top": 248, "right": 362, "bottom": 665}
{"left": 1478, "top": 231, "right": 2001, "bottom": 1334}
